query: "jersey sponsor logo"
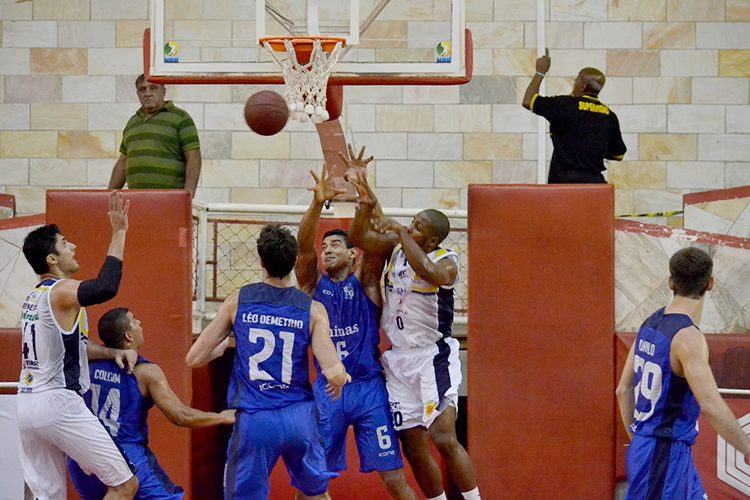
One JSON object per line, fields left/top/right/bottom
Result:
{"left": 717, "top": 412, "right": 750, "bottom": 495}
{"left": 330, "top": 323, "right": 359, "bottom": 338}
{"left": 23, "top": 372, "right": 33, "bottom": 385}
{"left": 322, "top": 289, "right": 334, "bottom": 296}
{"left": 343, "top": 283, "right": 355, "bottom": 300}
{"left": 240, "top": 313, "right": 304, "bottom": 330}
{"left": 93, "top": 369, "right": 121, "bottom": 384}
{"left": 259, "top": 382, "right": 290, "bottom": 391}
{"left": 424, "top": 400, "right": 438, "bottom": 418}
{"left": 578, "top": 100, "right": 610, "bottom": 115}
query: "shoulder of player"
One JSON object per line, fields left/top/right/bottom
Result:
{"left": 310, "top": 299, "right": 326, "bottom": 315}
{"left": 431, "top": 248, "right": 459, "bottom": 265}
{"left": 134, "top": 361, "right": 165, "bottom": 383}
{"left": 671, "top": 325, "right": 705, "bottom": 355}
{"left": 48, "top": 278, "right": 81, "bottom": 306}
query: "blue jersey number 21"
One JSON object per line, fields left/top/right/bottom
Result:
{"left": 248, "top": 328, "right": 295, "bottom": 384}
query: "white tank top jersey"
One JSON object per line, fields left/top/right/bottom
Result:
{"left": 382, "top": 244, "right": 460, "bottom": 349}
{"left": 18, "top": 279, "right": 90, "bottom": 395}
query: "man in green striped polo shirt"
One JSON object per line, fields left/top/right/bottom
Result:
{"left": 109, "top": 75, "right": 202, "bottom": 198}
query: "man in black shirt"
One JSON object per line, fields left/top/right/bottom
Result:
{"left": 522, "top": 49, "right": 627, "bottom": 184}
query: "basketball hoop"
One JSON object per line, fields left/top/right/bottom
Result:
{"left": 260, "top": 36, "right": 346, "bottom": 123}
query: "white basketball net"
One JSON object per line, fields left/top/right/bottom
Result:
{"left": 263, "top": 39, "right": 344, "bottom": 123}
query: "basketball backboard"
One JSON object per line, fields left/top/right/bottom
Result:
{"left": 146, "top": 0, "right": 471, "bottom": 85}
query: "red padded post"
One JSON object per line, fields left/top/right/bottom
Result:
{"left": 467, "top": 185, "right": 615, "bottom": 498}
{"left": 46, "top": 190, "right": 193, "bottom": 494}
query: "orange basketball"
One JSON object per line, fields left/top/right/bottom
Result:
{"left": 244, "top": 91, "right": 289, "bottom": 136}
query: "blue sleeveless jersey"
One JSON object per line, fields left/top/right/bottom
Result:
{"left": 85, "top": 356, "right": 152, "bottom": 445}
{"left": 631, "top": 308, "right": 701, "bottom": 444}
{"left": 313, "top": 274, "right": 382, "bottom": 382}
{"left": 229, "top": 283, "right": 314, "bottom": 412}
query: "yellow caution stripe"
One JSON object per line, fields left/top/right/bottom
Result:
{"left": 617, "top": 210, "right": 684, "bottom": 218}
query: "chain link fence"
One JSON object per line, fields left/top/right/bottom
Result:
{"left": 193, "top": 206, "right": 468, "bottom": 322}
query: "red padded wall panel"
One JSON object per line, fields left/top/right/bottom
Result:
{"left": 467, "top": 185, "right": 615, "bottom": 498}
{"left": 46, "top": 190, "right": 193, "bottom": 494}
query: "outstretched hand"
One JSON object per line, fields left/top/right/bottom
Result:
{"left": 371, "top": 216, "right": 403, "bottom": 235}
{"left": 109, "top": 190, "right": 130, "bottom": 233}
{"left": 348, "top": 170, "right": 376, "bottom": 208}
{"left": 536, "top": 47, "right": 550, "bottom": 74}
{"left": 339, "top": 143, "right": 374, "bottom": 171}
{"left": 114, "top": 348, "right": 138, "bottom": 374}
{"left": 309, "top": 165, "right": 346, "bottom": 205}
{"left": 339, "top": 143, "right": 374, "bottom": 188}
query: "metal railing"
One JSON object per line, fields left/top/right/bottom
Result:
{"left": 192, "top": 202, "right": 468, "bottom": 325}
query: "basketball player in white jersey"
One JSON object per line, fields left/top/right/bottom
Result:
{"left": 17, "top": 191, "right": 139, "bottom": 499}
{"left": 348, "top": 172, "right": 480, "bottom": 500}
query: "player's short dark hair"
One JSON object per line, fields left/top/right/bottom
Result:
{"left": 322, "top": 229, "right": 353, "bottom": 249}
{"left": 23, "top": 224, "right": 61, "bottom": 275}
{"left": 669, "top": 247, "right": 713, "bottom": 299}
{"left": 257, "top": 224, "right": 298, "bottom": 278}
{"left": 98, "top": 307, "right": 131, "bottom": 349}
{"left": 422, "top": 209, "right": 451, "bottom": 244}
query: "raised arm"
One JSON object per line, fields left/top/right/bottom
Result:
{"left": 186, "top": 292, "right": 238, "bottom": 368}
{"left": 615, "top": 341, "right": 637, "bottom": 439}
{"left": 673, "top": 327, "right": 750, "bottom": 456}
{"left": 309, "top": 300, "right": 350, "bottom": 400}
{"left": 374, "top": 217, "right": 457, "bottom": 288}
{"left": 52, "top": 192, "right": 129, "bottom": 321}
{"left": 522, "top": 48, "right": 550, "bottom": 110}
{"left": 294, "top": 167, "right": 345, "bottom": 295}
{"left": 348, "top": 170, "right": 398, "bottom": 257}
{"left": 136, "top": 363, "right": 235, "bottom": 427}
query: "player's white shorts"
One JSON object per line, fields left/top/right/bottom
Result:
{"left": 381, "top": 337, "right": 462, "bottom": 431}
{"left": 16, "top": 389, "right": 134, "bottom": 499}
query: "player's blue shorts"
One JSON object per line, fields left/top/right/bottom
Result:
{"left": 68, "top": 443, "right": 183, "bottom": 499}
{"left": 625, "top": 435, "right": 706, "bottom": 500}
{"left": 313, "top": 374, "right": 403, "bottom": 473}
{"left": 224, "top": 401, "right": 337, "bottom": 499}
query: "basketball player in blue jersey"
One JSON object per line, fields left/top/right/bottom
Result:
{"left": 617, "top": 247, "right": 750, "bottom": 499}
{"left": 17, "top": 191, "right": 139, "bottom": 499}
{"left": 68, "top": 307, "right": 236, "bottom": 499}
{"left": 186, "top": 224, "right": 351, "bottom": 499}
{"left": 348, "top": 172, "right": 481, "bottom": 500}
{"left": 293, "top": 146, "right": 416, "bottom": 499}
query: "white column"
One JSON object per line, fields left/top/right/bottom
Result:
{"left": 308, "top": 0, "right": 320, "bottom": 36}
{"left": 536, "top": 0, "right": 546, "bottom": 184}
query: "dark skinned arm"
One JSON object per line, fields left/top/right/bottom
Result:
{"left": 348, "top": 170, "right": 398, "bottom": 257}
{"left": 137, "top": 363, "right": 235, "bottom": 428}
{"left": 354, "top": 251, "right": 386, "bottom": 308}
{"left": 522, "top": 48, "right": 550, "bottom": 110}
{"left": 383, "top": 221, "right": 457, "bottom": 288}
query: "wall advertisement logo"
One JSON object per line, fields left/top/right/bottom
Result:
{"left": 717, "top": 412, "right": 750, "bottom": 495}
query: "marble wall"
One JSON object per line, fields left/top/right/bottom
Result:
{"left": 0, "top": 0, "right": 748, "bottom": 214}
{"left": 0, "top": 216, "right": 43, "bottom": 328}
{"left": 683, "top": 186, "right": 750, "bottom": 237}
{"left": 615, "top": 219, "right": 750, "bottom": 334}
